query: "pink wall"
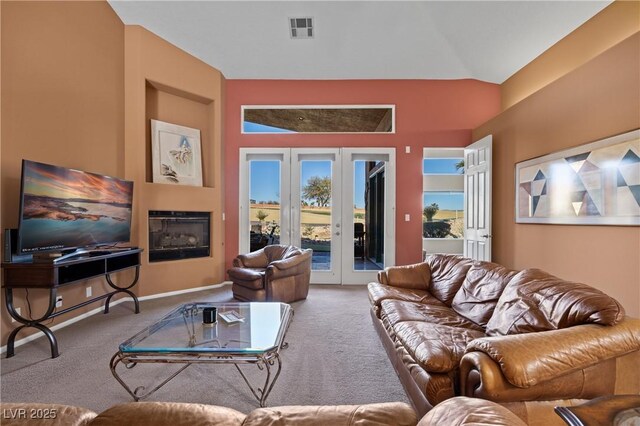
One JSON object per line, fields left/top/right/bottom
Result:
{"left": 224, "top": 80, "right": 500, "bottom": 274}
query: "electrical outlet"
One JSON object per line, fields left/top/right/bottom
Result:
{"left": 55, "top": 296, "right": 63, "bottom": 308}
{"left": 12, "top": 307, "right": 21, "bottom": 323}
{"left": 86, "top": 286, "right": 92, "bottom": 298}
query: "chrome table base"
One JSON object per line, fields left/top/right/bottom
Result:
{"left": 109, "top": 350, "right": 284, "bottom": 407}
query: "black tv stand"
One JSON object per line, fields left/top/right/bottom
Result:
{"left": 1, "top": 248, "right": 142, "bottom": 358}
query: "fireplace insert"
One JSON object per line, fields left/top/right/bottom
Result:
{"left": 148, "top": 211, "right": 210, "bottom": 262}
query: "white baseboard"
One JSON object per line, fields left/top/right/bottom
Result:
{"left": 138, "top": 282, "right": 232, "bottom": 301}
{"left": 0, "top": 282, "right": 231, "bottom": 355}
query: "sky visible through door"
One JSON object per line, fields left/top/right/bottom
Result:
{"left": 250, "top": 161, "right": 367, "bottom": 208}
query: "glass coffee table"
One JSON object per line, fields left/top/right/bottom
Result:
{"left": 109, "top": 302, "right": 293, "bottom": 407}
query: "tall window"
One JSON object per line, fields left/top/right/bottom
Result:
{"left": 422, "top": 148, "right": 465, "bottom": 256}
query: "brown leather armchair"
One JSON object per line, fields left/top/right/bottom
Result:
{"left": 228, "top": 245, "right": 312, "bottom": 303}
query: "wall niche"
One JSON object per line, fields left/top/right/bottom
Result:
{"left": 145, "top": 80, "right": 216, "bottom": 188}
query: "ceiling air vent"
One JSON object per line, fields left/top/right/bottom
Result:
{"left": 289, "top": 17, "right": 313, "bottom": 39}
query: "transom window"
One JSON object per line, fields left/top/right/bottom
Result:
{"left": 242, "top": 105, "right": 395, "bottom": 134}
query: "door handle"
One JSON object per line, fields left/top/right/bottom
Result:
{"left": 481, "top": 234, "right": 492, "bottom": 238}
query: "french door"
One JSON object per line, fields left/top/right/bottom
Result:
{"left": 239, "top": 148, "right": 395, "bottom": 284}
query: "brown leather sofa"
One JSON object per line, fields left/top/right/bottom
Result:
{"left": 368, "top": 254, "right": 640, "bottom": 417}
{"left": 228, "top": 245, "right": 312, "bottom": 303}
{"left": 0, "top": 401, "right": 417, "bottom": 426}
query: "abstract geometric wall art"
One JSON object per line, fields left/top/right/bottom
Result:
{"left": 516, "top": 129, "right": 639, "bottom": 225}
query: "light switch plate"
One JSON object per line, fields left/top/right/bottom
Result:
{"left": 405, "top": 214, "right": 410, "bottom": 222}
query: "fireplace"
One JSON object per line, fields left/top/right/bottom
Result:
{"left": 148, "top": 211, "right": 210, "bottom": 262}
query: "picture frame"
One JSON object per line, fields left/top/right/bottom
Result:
{"left": 515, "top": 129, "right": 639, "bottom": 225}
{"left": 151, "top": 119, "right": 203, "bottom": 186}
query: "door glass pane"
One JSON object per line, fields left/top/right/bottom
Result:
{"left": 300, "top": 161, "right": 332, "bottom": 270}
{"left": 249, "top": 161, "right": 281, "bottom": 251}
{"left": 423, "top": 192, "right": 464, "bottom": 238}
{"left": 353, "top": 161, "right": 385, "bottom": 271}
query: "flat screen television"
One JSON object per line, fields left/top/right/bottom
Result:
{"left": 18, "top": 160, "right": 134, "bottom": 257}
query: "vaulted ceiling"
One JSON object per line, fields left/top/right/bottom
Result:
{"left": 109, "top": 1, "right": 610, "bottom": 83}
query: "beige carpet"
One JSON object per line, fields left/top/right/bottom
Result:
{"left": 0, "top": 285, "right": 409, "bottom": 413}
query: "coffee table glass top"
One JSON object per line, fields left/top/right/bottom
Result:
{"left": 120, "top": 302, "right": 292, "bottom": 354}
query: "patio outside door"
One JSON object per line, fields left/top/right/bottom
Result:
{"left": 239, "top": 148, "right": 395, "bottom": 284}
{"left": 290, "top": 149, "right": 342, "bottom": 283}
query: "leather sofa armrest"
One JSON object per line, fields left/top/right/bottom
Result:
{"left": 236, "top": 249, "right": 269, "bottom": 268}
{"left": 227, "top": 267, "right": 263, "bottom": 281}
{"left": 417, "top": 397, "right": 526, "bottom": 426}
{"left": 269, "top": 250, "right": 311, "bottom": 271}
{"left": 377, "top": 262, "right": 431, "bottom": 291}
{"left": 463, "top": 319, "right": 640, "bottom": 389}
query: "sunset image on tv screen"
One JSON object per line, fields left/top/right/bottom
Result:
{"left": 19, "top": 160, "right": 133, "bottom": 253}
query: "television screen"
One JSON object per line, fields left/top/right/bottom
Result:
{"left": 18, "top": 160, "right": 134, "bottom": 254}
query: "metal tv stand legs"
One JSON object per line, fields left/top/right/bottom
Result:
{"left": 4, "top": 266, "right": 140, "bottom": 359}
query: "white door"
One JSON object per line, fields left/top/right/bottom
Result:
{"left": 464, "top": 135, "right": 492, "bottom": 261}
{"left": 239, "top": 148, "right": 396, "bottom": 284}
{"left": 291, "top": 149, "right": 342, "bottom": 284}
{"left": 341, "top": 148, "right": 396, "bottom": 284}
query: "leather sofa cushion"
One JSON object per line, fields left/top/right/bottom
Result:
{"left": 265, "top": 245, "right": 301, "bottom": 262}
{"left": 0, "top": 403, "right": 97, "bottom": 426}
{"left": 89, "top": 402, "right": 246, "bottom": 426}
{"left": 235, "top": 245, "right": 302, "bottom": 269}
{"left": 282, "top": 247, "right": 303, "bottom": 259}
{"left": 389, "top": 336, "right": 456, "bottom": 406}
{"left": 451, "top": 261, "right": 517, "bottom": 327}
{"left": 368, "top": 282, "right": 445, "bottom": 309}
{"left": 380, "top": 300, "right": 483, "bottom": 331}
{"left": 394, "top": 321, "right": 485, "bottom": 373}
{"left": 242, "top": 403, "right": 417, "bottom": 426}
{"left": 486, "top": 269, "right": 626, "bottom": 336}
{"left": 424, "top": 254, "right": 473, "bottom": 306}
